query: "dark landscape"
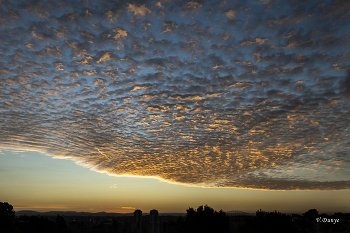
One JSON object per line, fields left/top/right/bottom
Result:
{"left": 2, "top": 202, "right": 350, "bottom": 233}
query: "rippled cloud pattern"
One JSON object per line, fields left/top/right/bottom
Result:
{"left": 1, "top": 0, "right": 350, "bottom": 190}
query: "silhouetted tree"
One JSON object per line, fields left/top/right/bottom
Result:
{"left": 17, "top": 215, "right": 58, "bottom": 233}
{"left": 56, "top": 215, "right": 67, "bottom": 233}
{"left": 249, "top": 209, "right": 295, "bottom": 233}
{"left": 303, "top": 209, "right": 319, "bottom": 222}
{"left": 0, "top": 202, "right": 16, "bottom": 233}
{"left": 179, "top": 205, "right": 229, "bottom": 233}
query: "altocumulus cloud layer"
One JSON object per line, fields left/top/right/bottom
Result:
{"left": 1, "top": 0, "right": 350, "bottom": 190}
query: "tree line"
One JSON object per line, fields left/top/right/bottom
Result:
{"left": 1, "top": 202, "right": 349, "bottom": 233}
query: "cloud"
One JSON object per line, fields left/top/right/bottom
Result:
{"left": 183, "top": 1, "right": 203, "bottom": 11}
{"left": 113, "top": 28, "right": 128, "bottom": 40}
{"left": 97, "top": 51, "right": 113, "bottom": 63}
{"left": 127, "top": 4, "right": 152, "bottom": 16}
{"left": 240, "top": 37, "right": 269, "bottom": 46}
{"left": 224, "top": 9, "right": 237, "bottom": 19}
{"left": 268, "top": 14, "right": 313, "bottom": 27}
{"left": 0, "top": 0, "right": 349, "bottom": 191}
{"left": 161, "top": 21, "right": 179, "bottom": 34}
{"left": 260, "top": 0, "right": 271, "bottom": 4}
{"left": 342, "top": 70, "right": 350, "bottom": 97}
{"left": 156, "top": 2, "right": 163, "bottom": 8}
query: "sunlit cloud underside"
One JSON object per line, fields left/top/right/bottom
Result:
{"left": 1, "top": 0, "right": 350, "bottom": 190}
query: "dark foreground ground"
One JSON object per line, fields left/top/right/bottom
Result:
{"left": 1, "top": 202, "right": 350, "bottom": 233}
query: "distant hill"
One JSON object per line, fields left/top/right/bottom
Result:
{"left": 159, "top": 213, "right": 186, "bottom": 216}
{"left": 226, "top": 211, "right": 254, "bottom": 216}
{"left": 15, "top": 210, "right": 129, "bottom": 217}
{"left": 15, "top": 210, "right": 186, "bottom": 217}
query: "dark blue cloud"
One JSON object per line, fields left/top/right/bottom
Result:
{"left": 0, "top": 0, "right": 350, "bottom": 190}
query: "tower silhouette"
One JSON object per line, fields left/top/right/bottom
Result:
{"left": 150, "top": 209, "right": 159, "bottom": 233}
{"left": 134, "top": 209, "right": 142, "bottom": 233}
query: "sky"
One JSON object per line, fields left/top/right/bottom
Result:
{"left": 0, "top": 0, "right": 350, "bottom": 214}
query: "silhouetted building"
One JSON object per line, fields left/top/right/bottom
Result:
{"left": 134, "top": 209, "right": 142, "bottom": 233}
{"left": 150, "top": 209, "right": 159, "bottom": 233}
{"left": 68, "top": 221, "right": 88, "bottom": 233}
{"left": 159, "top": 221, "right": 169, "bottom": 233}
